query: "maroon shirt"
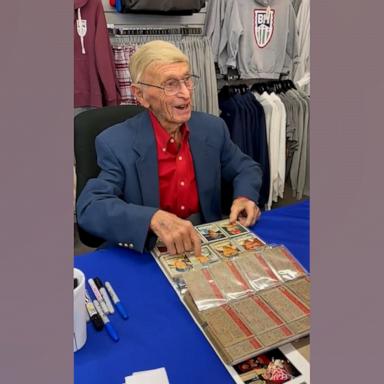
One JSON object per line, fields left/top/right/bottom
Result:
{"left": 149, "top": 111, "right": 199, "bottom": 218}
{"left": 74, "top": 0, "right": 120, "bottom": 107}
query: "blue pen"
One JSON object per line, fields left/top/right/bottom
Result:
{"left": 93, "top": 300, "right": 119, "bottom": 342}
{"left": 105, "top": 281, "right": 129, "bottom": 320}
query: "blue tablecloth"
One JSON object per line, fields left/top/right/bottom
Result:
{"left": 74, "top": 200, "right": 309, "bottom": 384}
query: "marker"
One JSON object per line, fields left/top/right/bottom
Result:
{"left": 105, "top": 281, "right": 129, "bottom": 320}
{"left": 85, "top": 290, "right": 104, "bottom": 331}
{"left": 94, "top": 277, "right": 115, "bottom": 314}
{"left": 93, "top": 300, "right": 119, "bottom": 342}
{"left": 88, "top": 278, "right": 109, "bottom": 314}
{"left": 74, "top": 278, "right": 78, "bottom": 289}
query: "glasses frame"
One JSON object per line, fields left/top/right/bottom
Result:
{"left": 137, "top": 74, "right": 199, "bottom": 95}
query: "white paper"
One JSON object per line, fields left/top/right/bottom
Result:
{"left": 125, "top": 368, "right": 169, "bottom": 384}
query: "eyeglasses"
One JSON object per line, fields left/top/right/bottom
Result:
{"left": 137, "top": 74, "right": 199, "bottom": 96}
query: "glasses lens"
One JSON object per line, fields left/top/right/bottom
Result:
{"left": 164, "top": 79, "right": 179, "bottom": 95}
{"left": 163, "top": 76, "right": 198, "bottom": 95}
{"left": 184, "top": 76, "right": 194, "bottom": 89}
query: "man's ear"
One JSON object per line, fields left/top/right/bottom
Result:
{"left": 132, "top": 84, "right": 149, "bottom": 108}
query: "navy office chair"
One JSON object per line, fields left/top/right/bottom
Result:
{"left": 74, "top": 105, "right": 144, "bottom": 247}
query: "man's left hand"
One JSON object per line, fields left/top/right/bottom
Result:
{"left": 229, "top": 197, "right": 261, "bottom": 227}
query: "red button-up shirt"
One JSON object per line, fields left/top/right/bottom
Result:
{"left": 149, "top": 111, "right": 199, "bottom": 219}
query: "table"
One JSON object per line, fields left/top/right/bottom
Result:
{"left": 74, "top": 200, "right": 309, "bottom": 384}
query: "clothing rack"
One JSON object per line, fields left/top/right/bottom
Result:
{"left": 215, "top": 65, "right": 291, "bottom": 91}
{"left": 217, "top": 78, "right": 295, "bottom": 92}
{"left": 107, "top": 25, "right": 203, "bottom": 37}
{"left": 251, "top": 79, "right": 297, "bottom": 94}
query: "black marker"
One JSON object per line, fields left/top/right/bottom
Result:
{"left": 94, "top": 277, "right": 115, "bottom": 314}
{"left": 93, "top": 300, "right": 119, "bottom": 342}
{"left": 85, "top": 289, "right": 104, "bottom": 331}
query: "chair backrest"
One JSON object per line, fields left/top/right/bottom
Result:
{"left": 74, "top": 105, "right": 145, "bottom": 247}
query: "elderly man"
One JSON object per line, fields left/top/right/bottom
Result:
{"left": 77, "top": 40, "right": 262, "bottom": 256}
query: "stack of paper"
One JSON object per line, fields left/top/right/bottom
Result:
{"left": 124, "top": 368, "right": 169, "bottom": 384}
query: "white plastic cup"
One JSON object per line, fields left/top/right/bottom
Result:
{"left": 74, "top": 268, "right": 87, "bottom": 352}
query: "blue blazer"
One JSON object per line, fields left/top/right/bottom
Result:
{"left": 77, "top": 111, "right": 262, "bottom": 252}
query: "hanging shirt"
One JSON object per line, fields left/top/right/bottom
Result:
{"left": 112, "top": 45, "right": 138, "bottom": 105}
{"left": 293, "top": 0, "right": 310, "bottom": 95}
{"left": 253, "top": 91, "right": 279, "bottom": 209}
{"left": 270, "top": 93, "right": 287, "bottom": 200}
{"left": 74, "top": 0, "right": 120, "bottom": 107}
{"left": 149, "top": 112, "right": 200, "bottom": 219}
{"left": 216, "top": 0, "right": 299, "bottom": 79}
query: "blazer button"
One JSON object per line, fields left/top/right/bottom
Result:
{"left": 124, "top": 243, "right": 129, "bottom": 247}
{"left": 118, "top": 242, "right": 123, "bottom": 247}
{"left": 128, "top": 243, "right": 134, "bottom": 249}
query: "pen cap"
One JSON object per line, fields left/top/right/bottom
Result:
{"left": 74, "top": 268, "right": 87, "bottom": 352}
{"left": 116, "top": 302, "right": 129, "bottom": 320}
{"left": 93, "top": 277, "right": 103, "bottom": 289}
{"left": 105, "top": 322, "right": 119, "bottom": 342}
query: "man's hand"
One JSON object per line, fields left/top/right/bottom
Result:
{"left": 229, "top": 197, "right": 261, "bottom": 227}
{"left": 150, "top": 210, "right": 201, "bottom": 256}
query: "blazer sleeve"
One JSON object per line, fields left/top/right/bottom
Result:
{"left": 219, "top": 119, "right": 263, "bottom": 204}
{"left": 76, "top": 135, "right": 158, "bottom": 253}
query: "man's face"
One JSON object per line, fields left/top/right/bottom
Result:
{"left": 135, "top": 61, "right": 193, "bottom": 132}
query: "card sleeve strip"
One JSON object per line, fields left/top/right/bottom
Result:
{"left": 227, "top": 261, "right": 251, "bottom": 290}
{"left": 252, "top": 296, "right": 285, "bottom": 326}
{"left": 201, "top": 269, "right": 225, "bottom": 300}
{"left": 224, "top": 305, "right": 253, "bottom": 338}
{"left": 279, "top": 287, "right": 310, "bottom": 315}
{"left": 280, "top": 247, "right": 306, "bottom": 273}
{"left": 254, "top": 252, "right": 280, "bottom": 280}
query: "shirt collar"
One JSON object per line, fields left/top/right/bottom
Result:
{"left": 149, "top": 111, "right": 189, "bottom": 148}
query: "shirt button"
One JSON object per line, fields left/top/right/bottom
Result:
{"left": 162, "top": 148, "right": 166, "bottom": 152}
{"left": 178, "top": 156, "right": 183, "bottom": 160}
{"left": 180, "top": 181, "right": 185, "bottom": 186}
{"left": 170, "top": 138, "right": 174, "bottom": 143}
{"left": 181, "top": 205, "right": 185, "bottom": 210}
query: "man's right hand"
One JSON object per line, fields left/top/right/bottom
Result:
{"left": 150, "top": 210, "right": 201, "bottom": 256}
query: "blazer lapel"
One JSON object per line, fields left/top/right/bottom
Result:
{"left": 132, "top": 112, "right": 160, "bottom": 208}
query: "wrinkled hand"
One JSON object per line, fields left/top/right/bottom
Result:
{"left": 150, "top": 210, "right": 202, "bottom": 256}
{"left": 229, "top": 197, "right": 261, "bottom": 227}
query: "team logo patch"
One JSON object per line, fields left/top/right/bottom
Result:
{"left": 254, "top": 8, "right": 275, "bottom": 48}
{"left": 76, "top": 19, "right": 87, "bottom": 38}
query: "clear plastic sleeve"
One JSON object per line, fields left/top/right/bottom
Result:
{"left": 285, "top": 276, "right": 311, "bottom": 307}
{"left": 233, "top": 251, "right": 280, "bottom": 291}
{"left": 259, "top": 286, "right": 310, "bottom": 323}
{"left": 183, "top": 268, "right": 227, "bottom": 311}
{"left": 257, "top": 245, "right": 307, "bottom": 282}
{"left": 209, "top": 261, "right": 253, "bottom": 301}
{"left": 231, "top": 295, "right": 286, "bottom": 336}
